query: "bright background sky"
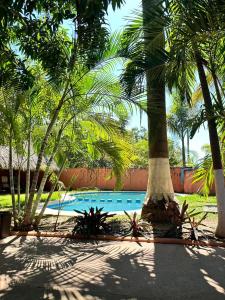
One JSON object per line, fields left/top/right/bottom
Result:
{"left": 107, "top": 0, "right": 209, "bottom": 158}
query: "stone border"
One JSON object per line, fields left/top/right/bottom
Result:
{"left": 10, "top": 231, "right": 225, "bottom": 248}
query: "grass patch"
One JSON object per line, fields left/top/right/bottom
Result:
{"left": 177, "top": 194, "right": 216, "bottom": 206}
{"left": 0, "top": 191, "right": 63, "bottom": 209}
{"left": 177, "top": 194, "right": 217, "bottom": 222}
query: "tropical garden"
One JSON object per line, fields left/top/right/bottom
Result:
{"left": 0, "top": 0, "right": 224, "bottom": 240}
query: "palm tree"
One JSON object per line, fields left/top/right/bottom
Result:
{"left": 167, "top": 0, "right": 225, "bottom": 236}
{"left": 0, "top": 86, "right": 25, "bottom": 226}
{"left": 119, "top": 0, "right": 180, "bottom": 222}
{"left": 142, "top": 0, "right": 180, "bottom": 221}
{"left": 193, "top": 120, "right": 225, "bottom": 197}
{"left": 167, "top": 94, "right": 192, "bottom": 167}
{"left": 0, "top": 0, "right": 126, "bottom": 226}
{"left": 3, "top": 36, "right": 138, "bottom": 228}
{"left": 120, "top": 0, "right": 225, "bottom": 229}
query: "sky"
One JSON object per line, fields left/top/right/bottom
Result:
{"left": 106, "top": 0, "right": 209, "bottom": 158}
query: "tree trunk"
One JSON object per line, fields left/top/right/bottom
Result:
{"left": 34, "top": 160, "right": 66, "bottom": 227}
{"left": 211, "top": 67, "right": 223, "bottom": 107}
{"left": 53, "top": 193, "right": 66, "bottom": 232}
{"left": 17, "top": 167, "right": 21, "bottom": 214}
{"left": 25, "top": 119, "right": 31, "bottom": 207}
{"left": 194, "top": 47, "right": 225, "bottom": 237}
{"left": 187, "top": 130, "right": 190, "bottom": 164}
{"left": 141, "top": 0, "right": 178, "bottom": 223}
{"left": 9, "top": 130, "right": 17, "bottom": 227}
{"left": 181, "top": 133, "right": 186, "bottom": 167}
{"left": 30, "top": 127, "right": 64, "bottom": 220}
{"left": 30, "top": 169, "right": 51, "bottom": 220}
{"left": 23, "top": 84, "right": 69, "bottom": 225}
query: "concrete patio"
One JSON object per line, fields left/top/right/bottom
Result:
{"left": 0, "top": 236, "right": 225, "bottom": 299}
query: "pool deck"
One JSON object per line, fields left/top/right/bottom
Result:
{"left": 39, "top": 207, "right": 141, "bottom": 216}
{"left": 1, "top": 235, "right": 225, "bottom": 299}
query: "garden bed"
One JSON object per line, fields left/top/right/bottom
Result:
{"left": 11, "top": 213, "right": 224, "bottom": 245}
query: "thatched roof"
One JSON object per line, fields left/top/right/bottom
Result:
{"left": 0, "top": 146, "right": 58, "bottom": 171}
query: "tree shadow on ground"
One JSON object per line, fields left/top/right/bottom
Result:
{"left": 0, "top": 236, "right": 225, "bottom": 299}
{"left": 70, "top": 242, "right": 225, "bottom": 299}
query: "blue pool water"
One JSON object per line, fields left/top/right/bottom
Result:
{"left": 48, "top": 191, "right": 146, "bottom": 212}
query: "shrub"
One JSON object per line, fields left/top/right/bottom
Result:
{"left": 72, "top": 207, "right": 115, "bottom": 236}
{"left": 165, "top": 200, "right": 208, "bottom": 240}
{"left": 124, "top": 211, "right": 149, "bottom": 237}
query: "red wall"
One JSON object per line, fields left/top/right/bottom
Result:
{"left": 60, "top": 168, "right": 148, "bottom": 191}
{"left": 170, "top": 168, "right": 184, "bottom": 193}
{"left": 60, "top": 167, "right": 215, "bottom": 194}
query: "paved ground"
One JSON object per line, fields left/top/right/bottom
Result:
{"left": 0, "top": 236, "right": 225, "bottom": 299}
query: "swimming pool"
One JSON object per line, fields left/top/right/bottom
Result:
{"left": 48, "top": 191, "right": 146, "bottom": 212}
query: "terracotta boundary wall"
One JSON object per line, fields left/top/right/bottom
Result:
{"left": 60, "top": 167, "right": 214, "bottom": 194}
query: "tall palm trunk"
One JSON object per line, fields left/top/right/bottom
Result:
{"left": 187, "top": 130, "right": 190, "bottom": 164}
{"left": 211, "top": 66, "right": 223, "bottom": 107}
{"left": 181, "top": 133, "right": 186, "bottom": 167}
{"left": 141, "top": 0, "right": 177, "bottom": 222}
{"left": 23, "top": 83, "right": 69, "bottom": 225}
{"left": 194, "top": 48, "right": 225, "bottom": 237}
{"left": 25, "top": 118, "right": 31, "bottom": 206}
{"left": 34, "top": 159, "right": 66, "bottom": 227}
{"left": 9, "top": 129, "right": 17, "bottom": 227}
{"left": 31, "top": 127, "right": 64, "bottom": 220}
{"left": 17, "top": 167, "right": 21, "bottom": 214}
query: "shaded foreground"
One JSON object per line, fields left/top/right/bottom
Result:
{"left": 0, "top": 236, "right": 225, "bottom": 299}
